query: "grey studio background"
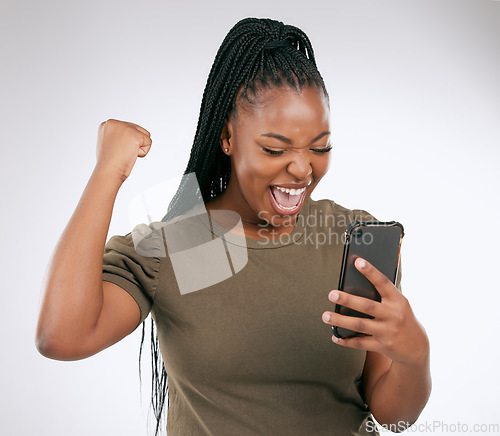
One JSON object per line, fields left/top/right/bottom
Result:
{"left": 1, "top": 0, "right": 499, "bottom": 435}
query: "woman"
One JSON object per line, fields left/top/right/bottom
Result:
{"left": 36, "top": 17, "right": 431, "bottom": 435}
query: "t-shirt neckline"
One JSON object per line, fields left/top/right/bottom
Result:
{"left": 199, "top": 197, "right": 311, "bottom": 250}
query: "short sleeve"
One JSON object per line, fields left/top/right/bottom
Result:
{"left": 351, "top": 208, "right": 378, "bottom": 223}
{"left": 102, "top": 227, "right": 162, "bottom": 325}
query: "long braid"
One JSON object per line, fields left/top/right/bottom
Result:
{"left": 147, "top": 17, "right": 328, "bottom": 435}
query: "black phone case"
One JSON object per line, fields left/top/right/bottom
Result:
{"left": 332, "top": 221, "right": 404, "bottom": 339}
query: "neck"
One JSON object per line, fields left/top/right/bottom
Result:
{"left": 204, "top": 183, "right": 300, "bottom": 240}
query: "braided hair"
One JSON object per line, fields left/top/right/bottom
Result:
{"left": 147, "top": 17, "right": 329, "bottom": 435}
{"left": 162, "top": 17, "right": 328, "bottom": 221}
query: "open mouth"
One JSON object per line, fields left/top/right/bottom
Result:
{"left": 268, "top": 185, "right": 308, "bottom": 215}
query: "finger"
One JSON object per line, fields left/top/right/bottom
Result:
{"left": 354, "top": 257, "right": 396, "bottom": 299}
{"left": 132, "top": 123, "right": 151, "bottom": 138}
{"left": 136, "top": 126, "right": 153, "bottom": 157}
{"left": 138, "top": 142, "right": 152, "bottom": 158}
{"left": 331, "top": 333, "right": 381, "bottom": 352}
{"left": 322, "top": 311, "right": 374, "bottom": 336}
{"left": 328, "top": 290, "right": 381, "bottom": 318}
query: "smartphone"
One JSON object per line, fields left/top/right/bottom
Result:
{"left": 332, "top": 221, "right": 404, "bottom": 339}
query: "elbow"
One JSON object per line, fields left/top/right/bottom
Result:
{"left": 36, "top": 336, "right": 55, "bottom": 360}
{"left": 36, "top": 316, "right": 59, "bottom": 359}
{"left": 35, "top": 337, "right": 53, "bottom": 359}
{"left": 372, "top": 417, "right": 417, "bottom": 433}
{"left": 35, "top": 324, "right": 102, "bottom": 361}
{"left": 36, "top": 309, "right": 87, "bottom": 360}
{"left": 35, "top": 325, "right": 84, "bottom": 361}
{"left": 35, "top": 330, "right": 67, "bottom": 360}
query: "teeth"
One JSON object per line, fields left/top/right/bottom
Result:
{"left": 279, "top": 204, "right": 298, "bottom": 211}
{"left": 274, "top": 186, "right": 306, "bottom": 195}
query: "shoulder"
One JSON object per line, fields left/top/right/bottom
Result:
{"left": 104, "top": 222, "right": 167, "bottom": 299}
{"left": 306, "top": 197, "right": 378, "bottom": 225}
{"left": 105, "top": 222, "right": 166, "bottom": 260}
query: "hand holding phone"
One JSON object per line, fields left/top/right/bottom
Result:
{"left": 332, "top": 221, "right": 404, "bottom": 339}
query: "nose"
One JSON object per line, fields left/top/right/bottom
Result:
{"left": 287, "top": 153, "right": 312, "bottom": 180}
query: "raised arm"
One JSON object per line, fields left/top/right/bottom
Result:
{"left": 36, "top": 119, "right": 152, "bottom": 360}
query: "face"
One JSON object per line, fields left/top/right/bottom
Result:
{"left": 218, "top": 85, "right": 332, "bottom": 233}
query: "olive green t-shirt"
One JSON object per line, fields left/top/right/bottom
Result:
{"left": 103, "top": 197, "right": 400, "bottom": 435}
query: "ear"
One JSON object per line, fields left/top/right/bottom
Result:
{"left": 220, "top": 118, "right": 233, "bottom": 155}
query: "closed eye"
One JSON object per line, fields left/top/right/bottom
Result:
{"left": 261, "top": 146, "right": 284, "bottom": 156}
{"left": 262, "top": 146, "right": 332, "bottom": 155}
{"left": 311, "top": 146, "right": 332, "bottom": 154}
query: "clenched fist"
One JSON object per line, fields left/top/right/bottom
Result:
{"left": 95, "top": 119, "right": 152, "bottom": 181}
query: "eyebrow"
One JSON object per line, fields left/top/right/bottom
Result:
{"left": 260, "top": 131, "right": 330, "bottom": 145}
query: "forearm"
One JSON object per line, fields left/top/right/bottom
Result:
{"left": 369, "top": 347, "right": 431, "bottom": 430}
{"left": 36, "top": 166, "right": 123, "bottom": 354}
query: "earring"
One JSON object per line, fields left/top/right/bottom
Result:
{"left": 224, "top": 148, "right": 229, "bottom": 153}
